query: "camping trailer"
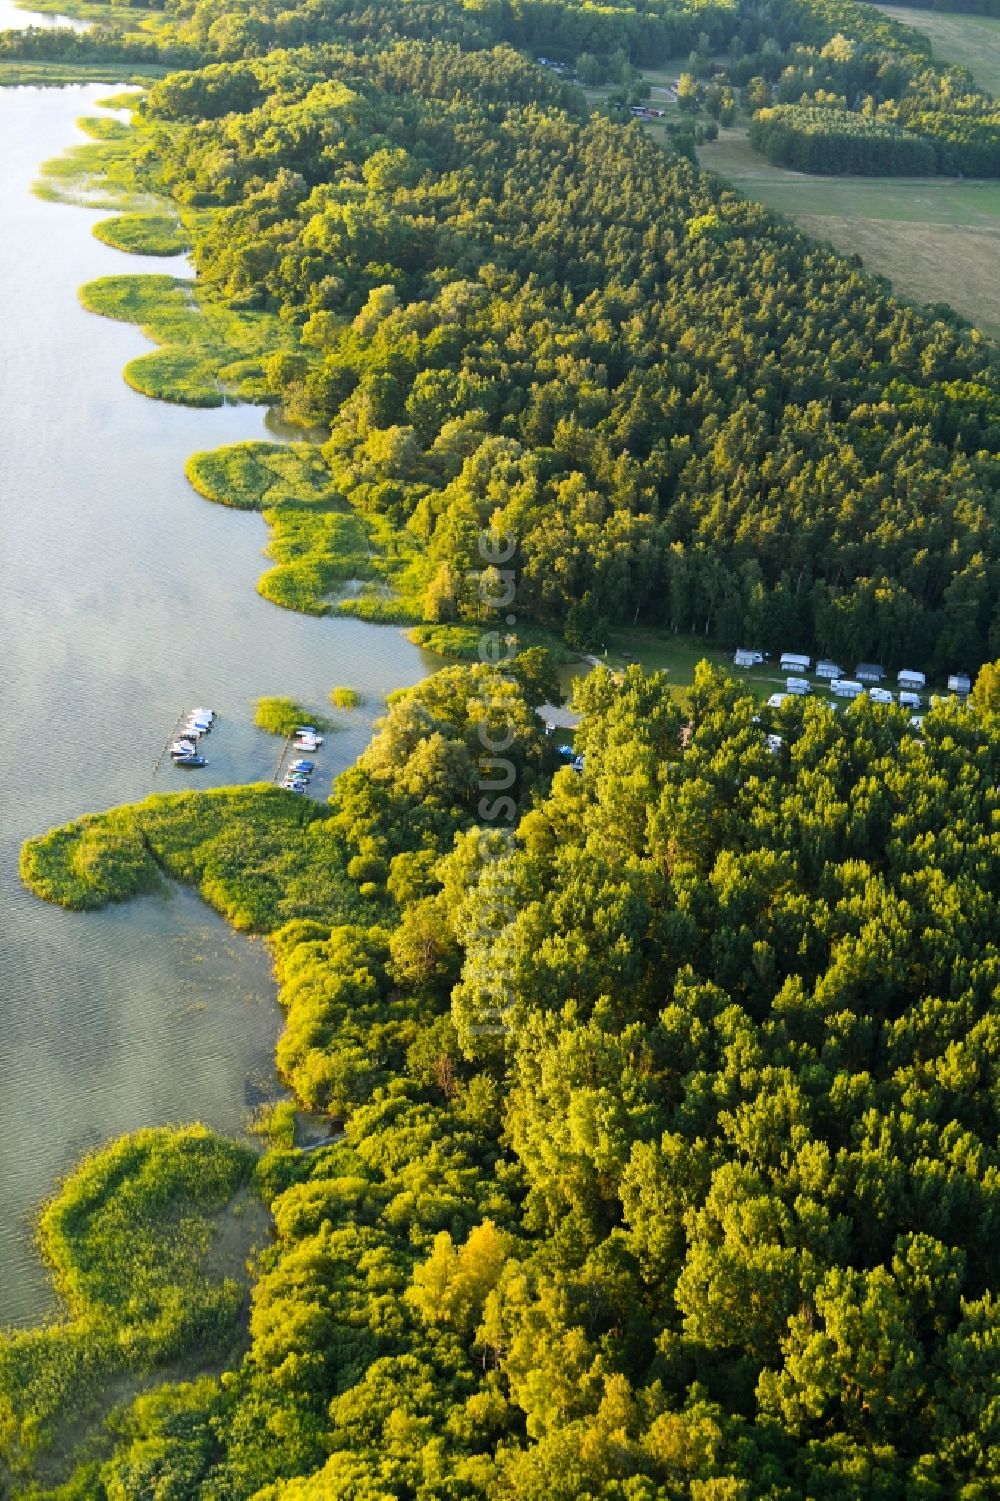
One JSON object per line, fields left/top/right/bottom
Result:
{"left": 899, "top": 690, "right": 922, "bottom": 710}
{"left": 855, "top": 663, "right": 885, "bottom": 684}
{"left": 779, "top": 653, "right": 811, "bottom": 673}
{"left": 815, "top": 660, "right": 843, "bottom": 680}
{"left": 733, "top": 649, "right": 764, "bottom": 668}
{"left": 785, "top": 677, "right": 811, "bottom": 696}
{"left": 897, "top": 669, "right": 926, "bottom": 690}
{"left": 831, "top": 679, "right": 863, "bottom": 700}
{"left": 948, "top": 673, "right": 971, "bottom": 696}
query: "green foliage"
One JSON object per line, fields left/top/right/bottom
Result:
{"left": 184, "top": 442, "right": 420, "bottom": 615}
{"left": 19, "top": 658, "right": 1000, "bottom": 1496}
{"left": 254, "top": 697, "right": 329, "bottom": 738}
{"left": 20, "top": 786, "right": 371, "bottom": 932}
{"left": 79, "top": 274, "right": 296, "bottom": 406}
{"left": 329, "top": 686, "right": 362, "bottom": 709}
{"left": 92, "top": 211, "right": 190, "bottom": 255}
{"left": 750, "top": 104, "right": 938, "bottom": 173}
{"left": 0, "top": 1127, "right": 252, "bottom": 1478}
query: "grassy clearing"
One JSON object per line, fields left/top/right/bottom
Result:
{"left": 0, "top": 1126, "right": 254, "bottom": 1481}
{"left": 78, "top": 274, "right": 296, "bottom": 406}
{"left": 92, "top": 210, "right": 190, "bottom": 255}
{"left": 185, "top": 441, "right": 423, "bottom": 616}
{"left": 699, "top": 127, "right": 1000, "bottom": 336}
{"left": 0, "top": 60, "right": 166, "bottom": 88}
{"left": 254, "top": 697, "right": 331, "bottom": 737}
{"left": 20, "top": 785, "right": 374, "bottom": 932}
{"left": 872, "top": 5, "right": 1000, "bottom": 96}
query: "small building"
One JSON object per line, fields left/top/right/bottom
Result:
{"left": 856, "top": 663, "right": 885, "bottom": 683}
{"left": 897, "top": 668, "right": 926, "bottom": 690}
{"left": 733, "top": 648, "right": 763, "bottom": 668}
{"left": 831, "top": 679, "right": 863, "bottom": 700}
{"left": 948, "top": 673, "right": 971, "bottom": 696}
{"left": 815, "top": 660, "right": 843, "bottom": 680}
{"left": 785, "top": 677, "right": 811, "bottom": 696}
{"left": 780, "top": 652, "right": 811, "bottom": 673}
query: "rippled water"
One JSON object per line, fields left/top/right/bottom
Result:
{"left": 0, "top": 86, "right": 430, "bottom": 1324}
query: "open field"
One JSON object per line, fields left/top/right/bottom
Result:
{"left": 698, "top": 128, "right": 1000, "bottom": 337}
{"left": 871, "top": 5, "right": 1000, "bottom": 95}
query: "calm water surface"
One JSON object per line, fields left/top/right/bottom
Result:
{"left": 0, "top": 0, "right": 90, "bottom": 29}
{"left": 0, "top": 86, "right": 430, "bottom": 1324}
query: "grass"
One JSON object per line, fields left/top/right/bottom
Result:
{"left": 185, "top": 441, "right": 424, "bottom": 616}
{"left": 872, "top": 5, "right": 1000, "bottom": 96}
{"left": 34, "top": 112, "right": 151, "bottom": 208}
{"left": 406, "top": 622, "right": 578, "bottom": 663}
{"left": 0, "top": 1126, "right": 254, "bottom": 1479}
{"left": 20, "top": 785, "right": 375, "bottom": 933}
{"left": 79, "top": 274, "right": 296, "bottom": 406}
{"left": 0, "top": 61, "right": 167, "bottom": 88}
{"left": 92, "top": 210, "right": 190, "bottom": 256}
{"left": 699, "top": 126, "right": 1000, "bottom": 337}
{"left": 255, "top": 697, "right": 331, "bottom": 737}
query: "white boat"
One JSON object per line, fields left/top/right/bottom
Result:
{"left": 169, "top": 740, "right": 199, "bottom": 757}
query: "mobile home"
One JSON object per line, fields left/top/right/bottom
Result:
{"left": 779, "top": 653, "right": 811, "bottom": 673}
{"left": 815, "top": 660, "right": 843, "bottom": 680}
{"left": 948, "top": 673, "right": 971, "bottom": 696}
{"left": 733, "top": 649, "right": 763, "bottom": 668}
{"left": 855, "top": 663, "right": 885, "bottom": 684}
{"left": 785, "top": 677, "right": 811, "bottom": 696}
{"left": 899, "top": 690, "right": 921, "bottom": 710}
{"left": 830, "top": 679, "right": 863, "bottom": 700}
{"left": 897, "top": 668, "right": 925, "bottom": 691}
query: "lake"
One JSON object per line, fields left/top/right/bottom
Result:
{"left": 0, "top": 83, "right": 431, "bottom": 1325}
{"left": 0, "top": 0, "right": 90, "bottom": 30}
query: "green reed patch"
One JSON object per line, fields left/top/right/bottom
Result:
{"left": 185, "top": 441, "right": 423, "bottom": 616}
{"left": 78, "top": 275, "right": 294, "bottom": 407}
{"left": 254, "top": 697, "right": 331, "bottom": 737}
{"left": 20, "top": 785, "right": 374, "bottom": 934}
{"left": 0, "top": 1126, "right": 253, "bottom": 1479}
{"left": 92, "top": 211, "right": 190, "bottom": 256}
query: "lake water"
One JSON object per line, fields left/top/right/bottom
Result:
{"left": 0, "top": 85, "right": 431, "bottom": 1324}
{"left": 0, "top": 0, "right": 90, "bottom": 30}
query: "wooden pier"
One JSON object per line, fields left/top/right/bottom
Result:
{"left": 153, "top": 709, "right": 189, "bottom": 775}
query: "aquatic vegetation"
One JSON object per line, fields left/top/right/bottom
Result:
{"left": 185, "top": 441, "right": 422, "bottom": 615}
{"left": 329, "top": 686, "right": 362, "bottom": 708}
{"left": 21, "top": 786, "right": 373, "bottom": 933}
{"left": 0, "top": 1126, "right": 255, "bottom": 1479}
{"left": 185, "top": 442, "right": 337, "bottom": 512}
{"left": 254, "top": 697, "right": 331, "bottom": 737}
{"left": 92, "top": 210, "right": 190, "bottom": 255}
{"left": 78, "top": 274, "right": 295, "bottom": 407}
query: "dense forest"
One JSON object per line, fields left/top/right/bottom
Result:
{"left": 9, "top": 661, "right": 1000, "bottom": 1496}
{"left": 3, "top": 0, "right": 1000, "bottom": 1494}
{"left": 749, "top": 102, "right": 938, "bottom": 173}
{"left": 24, "top": 4, "right": 1000, "bottom": 670}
